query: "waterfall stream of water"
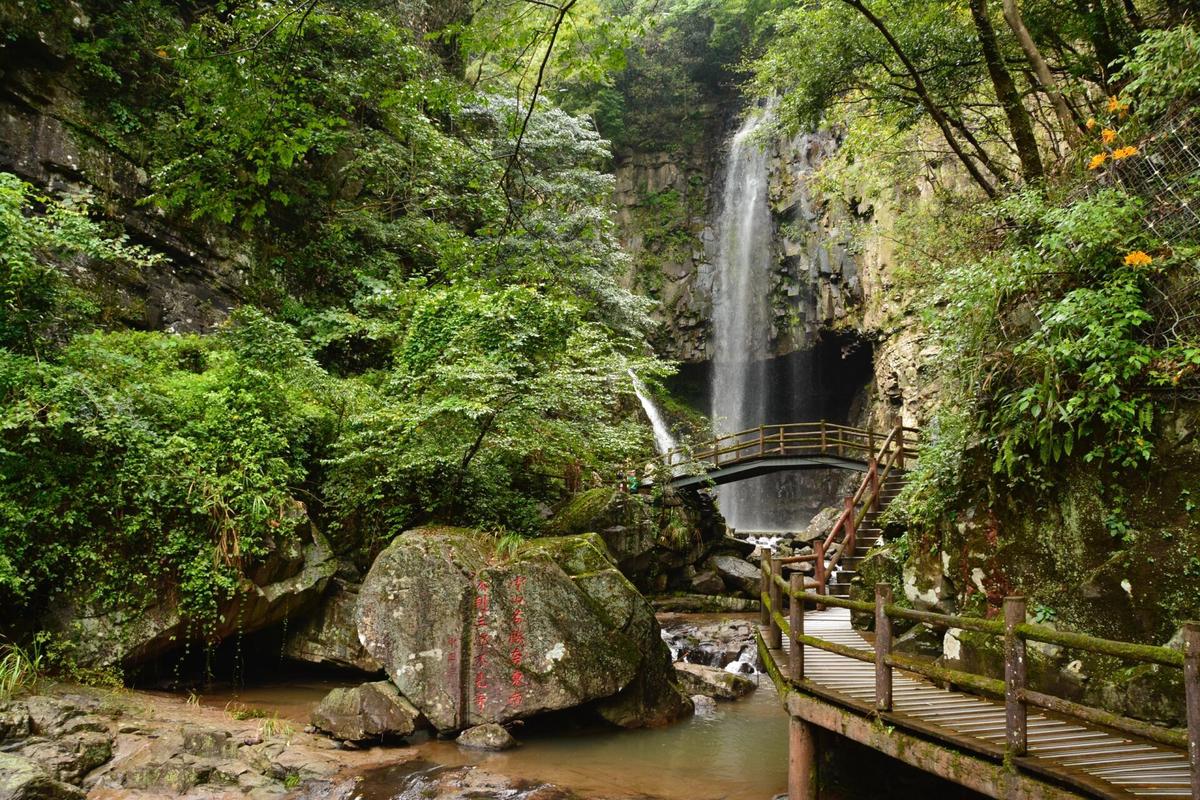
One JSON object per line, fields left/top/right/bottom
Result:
{"left": 629, "top": 370, "right": 678, "bottom": 459}
{"left": 710, "top": 106, "right": 776, "bottom": 531}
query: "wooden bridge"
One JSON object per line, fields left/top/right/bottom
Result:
{"left": 652, "top": 421, "right": 919, "bottom": 493}
{"left": 725, "top": 423, "right": 1200, "bottom": 799}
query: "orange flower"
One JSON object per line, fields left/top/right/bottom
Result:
{"left": 1123, "top": 251, "right": 1152, "bottom": 267}
{"left": 1088, "top": 152, "right": 1108, "bottom": 170}
{"left": 1086, "top": 117, "right": 1097, "bottom": 130}
{"left": 1101, "top": 128, "right": 1117, "bottom": 144}
{"left": 1107, "top": 96, "right": 1121, "bottom": 112}
{"left": 1112, "top": 145, "right": 1138, "bottom": 160}
{"left": 156, "top": 48, "right": 168, "bottom": 57}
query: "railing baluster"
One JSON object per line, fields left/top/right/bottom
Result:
{"left": 790, "top": 572, "right": 804, "bottom": 681}
{"left": 814, "top": 540, "right": 826, "bottom": 612}
{"left": 894, "top": 425, "right": 905, "bottom": 469}
{"left": 758, "top": 424, "right": 765, "bottom": 456}
{"left": 843, "top": 495, "right": 856, "bottom": 556}
{"left": 1005, "top": 596, "right": 1028, "bottom": 757}
{"left": 875, "top": 583, "right": 893, "bottom": 711}
{"left": 768, "top": 557, "right": 783, "bottom": 649}
{"left": 1184, "top": 621, "right": 1200, "bottom": 798}
{"left": 820, "top": 420, "right": 827, "bottom": 454}
{"left": 869, "top": 458, "right": 880, "bottom": 512}
{"left": 760, "top": 561, "right": 770, "bottom": 627}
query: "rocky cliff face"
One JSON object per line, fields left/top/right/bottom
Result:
{"left": 614, "top": 122, "right": 867, "bottom": 366}
{"left": 0, "top": 41, "right": 248, "bottom": 333}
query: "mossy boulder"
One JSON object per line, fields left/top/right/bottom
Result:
{"left": 43, "top": 510, "right": 336, "bottom": 669}
{"left": 546, "top": 487, "right": 727, "bottom": 592}
{"left": 311, "top": 681, "right": 423, "bottom": 742}
{"left": 356, "top": 527, "right": 691, "bottom": 732}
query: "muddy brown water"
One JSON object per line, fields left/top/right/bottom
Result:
{"left": 189, "top": 622, "right": 788, "bottom": 800}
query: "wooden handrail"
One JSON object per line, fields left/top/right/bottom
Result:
{"left": 768, "top": 584, "right": 1200, "bottom": 791}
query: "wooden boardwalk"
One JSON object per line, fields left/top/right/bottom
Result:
{"left": 762, "top": 608, "right": 1194, "bottom": 799}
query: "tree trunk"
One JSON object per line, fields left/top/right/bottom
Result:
{"left": 970, "top": 0, "right": 1044, "bottom": 181}
{"left": 1002, "top": 0, "right": 1080, "bottom": 145}
{"left": 1122, "top": 0, "right": 1144, "bottom": 30}
{"left": 842, "top": 0, "right": 997, "bottom": 198}
{"left": 1074, "top": 0, "right": 1124, "bottom": 88}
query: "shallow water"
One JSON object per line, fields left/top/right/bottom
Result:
{"left": 171, "top": 613, "right": 788, "bottom": 800}
{"left": 408, "top": 677, "right": 787, "bottom": 800}
{"left": 187, "top": 678, "right": 354, "bottom": 723}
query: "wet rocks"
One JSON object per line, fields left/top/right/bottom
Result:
{"left": 356, "top": 527, "right": 690, "bottom": 732}
{"left": 659, "top": 617, "right": 759, "bottom": 673}
{"left": 356, "top": 762, "right": 578, "bottom": 800}
{"left": 673, "top": 663, "right": 755, "bottom": 700}
{"left": 0, "top": 753, "right": 84, "bottom": 800}
{"left": 311, "top": 681, "right": 424, "bottom": 742}
{"left": 456, "top": 723, "right": 517, "bottom": 751}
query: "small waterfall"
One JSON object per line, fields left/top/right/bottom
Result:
{"left": 711, "top": 105, "right": 776, "bottom": 530}
{"left": 629, "top": 370, "right": 678, "bottom": 458}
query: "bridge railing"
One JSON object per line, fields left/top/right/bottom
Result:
{"left": 758, "top": 575, "right": 1200, "bottom": 796}
{"left": 661, "top": 421, "right": 919, "bottom": 470}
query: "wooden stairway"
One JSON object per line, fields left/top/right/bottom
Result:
{"left": 828, "top": 472, "right": 906, "bottom": 596}
{"left": 774, "top": 425, "right": 917, "bottom": 600}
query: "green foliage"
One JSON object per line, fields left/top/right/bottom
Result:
{"left": 326, "top": 284, "right": 653, "bottom": 541}
{"left": 0, "top": 310, "right": 334, "bottom": 623}
{"left": 0, "top": 639, "right": 43, "bottom": 700}
{"left": 1118, "top": 24, "right": 1200, "bottom": 118}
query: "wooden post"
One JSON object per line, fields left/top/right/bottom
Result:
{"left": 789, "top": 716, "right": 818, "bottom": 800}
{"left": 768, "top": 557, "right": 783, "bottom": 649}
{"left": 779, "top": 426, "right": 785, "bottom": 455}
{"left": 894, "top": 425, "right": 905, "bottom": 469}
{"left": 875, "top": 583, "right": 893, "bottom": 711}
{"left": 820, "top": 420, "right": 827, "bottom": 453}
{"left": 814, "top": 539, "right": 826, "bottom": 611}
{"left": 760, "top": 561, "right": 770, "bottom": 627}
{"left": 758, "top": 424, "right": 765, "bottom": 456}
{"left": 1184, "top": 621, "right": 1200, "bottom": 798}
{"left": 790, "top": 572, "right": 804, "bottom": 682}
{"left": 867, "top": 427, "right": 875, "bottom": 455}
{"left": 843, "top": 495, "right": 857, "bottom": 556}
{"left": 1005, "top": 596, "right": 1028, "bottom": 757}
{"left": 869, "top": 458, "right": 880, "bottom": 513}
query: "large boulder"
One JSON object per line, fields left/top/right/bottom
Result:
{"left": 310, "top": 681, "right": 422, "bottom": 742}
{"left": 356, "top": 528, "right": 691, "bottom": 732}
{"left": 284, "top": 580, "right": 382, "bottom": 674}
{"left": 705, "top": 555, "right": 761, "bottom": 596}
{"left": 44, "top": 504, "right": 336, "bottom": 669}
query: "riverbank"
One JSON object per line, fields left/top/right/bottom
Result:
{"left": 0, "top": 614, "right": 782, "bottom": 800}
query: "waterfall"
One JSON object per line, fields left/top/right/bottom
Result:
{"left": 629, "top": 370, "right": 678, "bottom": 459}
{"left": 711, "top": 105, "right": 776, "bottom": 531}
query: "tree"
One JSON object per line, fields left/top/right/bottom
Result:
{"left": 969, "top": 0, "right": 1044, "bottom": 181}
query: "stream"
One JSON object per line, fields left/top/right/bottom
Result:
{"left": 194, "top": 614, "right": 788, "bottom": 800}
